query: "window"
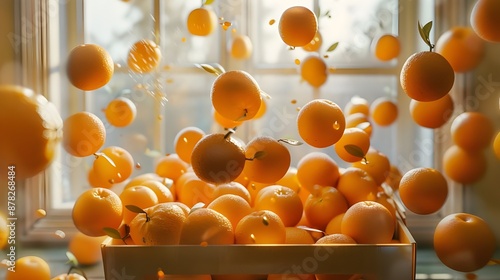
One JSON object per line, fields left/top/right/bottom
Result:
{"left": 17, "top": 0, "right": 466, "bottom": 245}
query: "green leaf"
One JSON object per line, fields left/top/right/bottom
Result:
{"left": 356, "top": 122, "right": 371, "bottom": 131}
{"left": 417, "top": 20, "right": 434, "bottom": 50}
{"left": 253, "top": 150, "right": 267, "bottom": 160}
{"left": 66, "top": 251, "right": 79, "bottom": 267}
{"left": 125, "top": 205, "right": 146, "bottom": 214}
{"left": 211, "top": 63, "right": 226, "bottom": 74}
{"left": 344, "top": 144, "right": 366, "bottom": 159}
{"left": 95, "top": 153, "right": 116, "bottom": 168}
{"left": 189, "top": 202, "right": 205, "bottom": 214}
{"left": 204, "top": 0, "right": 214, "bottom": 5}
{"left": 296, "top": 225, "right": 325, "bottom": 234}
{"left": 195, "top": 63, "right": 223, "bottom": 76}
{"left": 260, "top": 90, "right": 272, "bottom": 99}
{"left": 326, "top": 42, "right": 339, "bottom": 52}
{"left": 278, "top": 138, "right": 303, "bottom": 146}
{"left": 103, "top": 227, "right": 122, "bottom": 239}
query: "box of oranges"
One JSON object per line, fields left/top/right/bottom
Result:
{"left": 101, "top": 217, "right": 416, "bottom": 280}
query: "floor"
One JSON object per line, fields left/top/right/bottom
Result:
{"left": 1, "top": 246, "right": 499, "bottom": 279}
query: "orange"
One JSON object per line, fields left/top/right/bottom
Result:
{"left": 129, "top": 202, "right": 187, "bottom": 245}
{"left": 341, "top": 201, "right": 395, "bottom": 244}
{"left": 494, "top": 131, "right": 500, "bottom": 159}
{"left": 211, "top": 181, "right": 252, "bottom": 204}
{"left": 336, "top": 167, "right": 378, "bottom": 206}
{"left": 436, "top": 27, "right": 485, "bottom": 73}
{"left": 385, "top": 164, "right": 403, "bottom": 191}
{"left": 314, "top": 233, "right": 358, "bottom": 280}
{"left": 68, "top": 231, "right": 106, "bottom": 265}
{"left": 190, "top": 133, "right": 246, "bottom": 184}
{"left": 302, "top": 31, "right": 322, "bottom": 52}
{"left": 139, "top": 179, "right": 174, "bottom": 203}
{"left": 344, "top": 96, "right": 370, "bottom": 116}
{"left": 127, "top": 39, "right": 161, "bottom": 73}
{"left": 296, "top": 152, "right": 340, "bottom": 194}
{"left": 297, "top": 99, "right": 346, "bottom": 148}
{"left": 0, "top": 85, "right": 62, "bottom": 180}
{"left": 213, "top": 109, "right": 243, "bottom": 129}
{"left": 276, "top": 167, "right": 310, "bottom": 205}
{"left": 451, "top": 112, "right": 494, "bottom": 152}
{"left": 334, "top": 127, "right": 370, "bottom": 163}
{"left": 471, "top": 0, "right": 500, "bottom": 43}
{"left": 120, "top": 185, "right": 159, "bottom": 224}
{"left": 235, "top": 210, "right": 286, "bottom": 244}
{"left": 304, "top": 186, "right": 349, "bottom": 231}
{"left": 124, "top": 172, "right": 165, "bottom": 189}
{"left": 253, "top": 97, "right": 267, "bottom": 119}
{"left": 207, "top": 194, "right": 252, "bottom": 231}
{"left": 104, "top": 97, "right": 137, "bottom": 127}
{"left": 373, "top": 34, "right": 401, "bottom": 61}
{"left": 72, "top": 187, "right": 123, "bottom": 237}
{"left": 180, "top": 208, "right": 234, "bottom": 245}
{"left": 87, "top": 167, "right": 113, "bottom": 188}
{"left": 93, "top": 146, "right": 134, "bottom": 184}
{"left": 155, "top": 153, "right": 190, "bottom": 181}
{"left": 187, "top": 7, "right": 218, "bottom": 36}
{"left": 284, "top": 227, "right": 314, "bottom": 244}
{"left": 345, "top": 113, "right": 373, "bottom": 137}
{"left": 174, "top": 126, "right": 205, "bottom": 164}
{"left": 231, "top": 34, "right": 253, "bottom": 60}
{"left": 66, "top": 43, "right": 114, "bottom": 91}
{"left": 443, "top": 145, "right": 487, "bottom": 184}
{"left": 63, "top": 111, "right": 105, "bottom": 157}
{"left": 0, "top": 212, "right": 7, "bottom": 249}
{"left": 324, "top": 213, "right": 345, "bottom": 235}
{"left": 409, "top": 93, "right": 454, "bottom": 128}
{"left": 400, "top": 51, "right": 455, "bottom": 102}
{"left": 351, "top": 147, "right": 391, "bottom": 185}
{"left": 434, "top": 213, "right": 496, "bottom": 272}
{"left": 211, "top": 70, "right": 262, "bottom": 122}
{"left": 51, "top": 273, "right": 86, "bottom": 280}
{"left": 6, "top": 256, "right": 51, "bottom": 280}
{"left": 177, "top": 174, "right": 215, "bottom": 207}
{"left": 246, "top": 181, "right": 271, "bottom": 206}
{"left": 243, "top": 136, "right": 291, "bottom": 184}
{"left": 370, "top": 97, "right": 398, "bottom": 126}
{"left": 278, "top": 6, "right": 317, "bottom": 47}
{"left": 109, "top": 222, "right": 135, "bottom": 245}
{"left": 398, "top": 167, "right": 448, "bottom": 215}
{"left": 254, "top": 185, "right": 303, "bottom": 227}
{"left": 300, "top": 55, "right": 328, "bottom": 88}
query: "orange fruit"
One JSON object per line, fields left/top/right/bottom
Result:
{"left": 155, "top": 153, "right": 190, "bottom": 181}
{"left": 190, "top": 133, "right": 246, "bottom": 184}
{"left": 207, "top": 194, "right": 252, "bottom": 231}
{"left": 314, "top": 233, "right": 358, "bottom": 280}
{"left": 284, "top": 227, "right": 314, "bottom": 244}
{"left": 278, "top": 6, "right": 318, "bottom": 47}
{"left": 211, "top": 181, "right": 252, "bottom": 204}
{"left": 385, "top": 164, "right": 403, "bottom": 191}
{"left": 334, "top": 127, "right": 370, "bottom": 163}
{"left": 373, "top": 34, "right": 401, "bottom": 61}
{"left": 109, "top": 222, "right": 135, "bottom": 245}
{"left": 409, "top": 93, "right": 454, "bottom": 128}
{"left": 6, "top": 256, "right": 51, "bottom": 280}
{"left": 304, "top": 186, "right": 349, "bottom": 231}
{"left": 253, "top": 97, "right": 267, "bottom": 119}
{"left": 302, "top": 31, "right": 322, "bottom": 52}
{"left": 254, "top": 185, "right": 303, "bottom": 227}
{"left": 436, "top": 27, "right": 485, "bottom": 73}
{"left": 231, "top": 34, "right": 253, "bottom": 60}
{"left": 211, "top": 70, "right": 262, "bottom": 122}
{"left": 124, "top": 172, "right": 165, "bottom": 189}
{"left": 434, "top": 213, "right": 496, "bottom": 272}
{"left": 87, "top": 167, "right": 113, "bottom": 188}
{"left": 0, "top": 212, "right": 7, "bottom": 249}
{"left": 300, "top": 55, "right": 328, "bottom": 88}
{"left": 494, "top": 131, "right": 500, "bottom": 159}
{"left": 341, "top": 201, "right": 395, "bottom": 244}
{"left": 127, "top": 39, "right": 162, "bottom": 73}
{"left": 345, "top": 113, "right": 373, "bottom": 137}
{"left": 104, "top": 97, "right": 137, "bottom": 127}
{"left": 66, "top": 43, "right": 114, "bottom": 91}
{"left": 0, "top": 85, "right": 62, "bottom": 180}
{"left": 51, "top": 273, "right": 86, "bottom": 280}
{"left": 63, "top": 111, "right": 105, "bottom": 157}
{"left": 174, "top": 126, "right": 205, "bottom": 164}
{"left": 324, "top": 213, "right": 345, "bottom": 235}
{"left": 451, "top": 112, "right": 494, "bottom": 152}
{"left": 139, "top": 179, "right": 174, "bottom": 203}
{"left": 400, "top": 51, "right": 455, "bottom": 102}
{"left": 120, "top": 185, "right": 159, "bottom": 224}
{"left": 93, "top": 146, "right": 134, "bottom": 184}
{"left": 235, "top": 210, "right": 286, "bottom": 244}
{"left": 471, "top": 0, "right": 500, "bottom": 42}
{"left": 443, "top": 145, "right": 487, "bottom": 184}
{"left": 72, "top": 187, "right": 123, "bottom": 237}
{"left": 187, "top": 7, "right": 218, "bottom": 36}
{"left": 370, "top": 97, "right": 398, "bottom": 126}
{"left": 246, "top": 181, "right": 271, "bottom": 206}
{"left": 68, "top": 231, "right": 106, "bottom": 265}
{"left": 398, "top": 167, "right": 448, "bottom": 215}
{"left": 177, "top": 174, "right": 215, "bottom": 207}
{"left": 129, "top": 202, "right": 187, "bottom": 245}
{"left": 344, "top": 96, "right": 370, "bottom": 116}
{"left": 243, "top": 136, "right": 291, "bottom": 184}
{"left": 336, "top": 167, "right": 378, "bottom": 206}
{"left": 180, "top": 208, "right": 234, "bottom": 245}
{"left": 213, "top": 109, "right": 243, "bottom": 129}
{"left": 351, "top": 147, "right": 391, "bottom": 185}
{"left": 296, "top": 152, "right": 340, "bottom": 194}
{"left": 275, "top": 167, "right": 310, "bottom": 205}
{"left": 297, "top": 99, "right": 346, "bottom": 148}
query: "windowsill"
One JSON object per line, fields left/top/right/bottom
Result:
{"left": 1, "top": 246, "right": 499, "bottom": 279}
